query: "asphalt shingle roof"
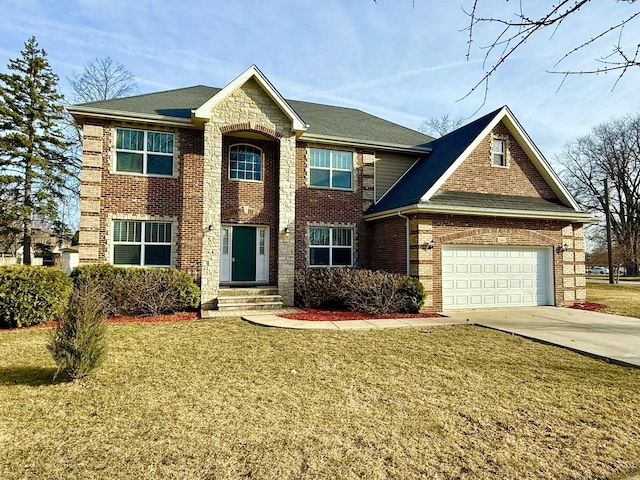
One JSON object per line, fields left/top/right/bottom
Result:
{"left": 370, "top": 108, "right": 502, "bottom": 214}
{"left": 72, "top": 86, "right": 433, "bottom": 149}
{"left": 426, "top": 191, "right": 578, "bottom": 215}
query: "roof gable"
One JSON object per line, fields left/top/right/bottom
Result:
{"left": 193, "top": 65, "right": 307, "bottom": 132}
{"left": 371, "top": 106, "right": 582, "bottom": 214}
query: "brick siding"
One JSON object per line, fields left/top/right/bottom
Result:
{"left": 442, "top": 122, "right": 558, "bottom": 199}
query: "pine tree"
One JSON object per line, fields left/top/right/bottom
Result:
{"left": 0, "top": 37, "right": 77, "bottom": 264}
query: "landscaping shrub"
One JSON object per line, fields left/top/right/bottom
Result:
{"left": 111, "top": 268, "right": 201, "bottom": 316}
{"left": 0, "top": 266, "right": 72, "bottom": 328}
{"left": 294, "top": 268, "right": 425, "bottom": 314}
{"left": 71, "top": 265, "right": 200, "bottom": 316}
{"left": 48, "top": 281, "right": 108, "bottom": 380}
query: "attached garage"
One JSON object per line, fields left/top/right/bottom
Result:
{"left": 442, "top": 245, "right": 552, "bottom": 309}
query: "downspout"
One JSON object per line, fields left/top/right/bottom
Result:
{"left": 397, "top": 211, "right": 410, "bottom": 276}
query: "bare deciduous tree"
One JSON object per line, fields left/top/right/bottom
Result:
{"left": 418, "top": 114, "right": 466, "bottom": 137}
{"left": 68, "top": 56, "right": 137, "bottom": 104}
{"left": 557, "top": 113, "right": 640, "bottom": 274}
{"left": 464, "top": 1, "right": 640, "bottom": 99}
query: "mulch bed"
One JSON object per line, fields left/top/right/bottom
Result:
{"left": 279, "top": 308, "right": 440, "bottom": 322}
{"left": 569, "top": 301, "right": 608, "bottom": 312}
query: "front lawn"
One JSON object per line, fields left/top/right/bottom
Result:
{"left": 1, "top": 319, "right": 639, "bottom": 479}
{"left": 587, "top": 282, "right": 640, "bottom": 318}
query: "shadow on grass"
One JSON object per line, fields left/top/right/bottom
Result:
{"left": 0, "top": 366, "right": 66, "bottom": 386}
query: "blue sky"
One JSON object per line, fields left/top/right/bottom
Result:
{"left": 2, "top": 0, "right": 639, "bottom": 165}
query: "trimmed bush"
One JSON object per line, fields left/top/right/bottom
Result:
{"left": 111, "top": 268, "right": 201, "bottom": 316}
{"left": 71, "top": 265, "right": 200, "bottom": 316}
{"left": 0, "top": 266, "right": 72, "bottom": 328}
{"left": 294, "top": 268, "right": 426, "bottom": 314}
{"left": 48, "top": 281, "right": 108, "bottom": 380}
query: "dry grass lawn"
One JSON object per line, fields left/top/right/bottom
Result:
{"left": 2, "top": 319, "right": 640, "bottom": 479}
{"left": 588, "top": 282, "right": 640, "bottom": 318}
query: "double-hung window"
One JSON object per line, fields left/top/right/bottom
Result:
{"left": 309, "top": 227, "right": 353, "bottom": 267}
{"left": 309, "top": 148, "right": 352, "bottom": 189}
{"left": 113, "top": 220, "right": 172, "bottom": 266}
{"left": 229, "top": 144, "right": 262, "bottom": 181}
{"left": 116, "top": 128, "right": 174, "bottom": 176}
{"left": 491, "top": 139, "right": 507, "bottom": 167}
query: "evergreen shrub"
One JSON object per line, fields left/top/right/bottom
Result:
{"left": 0, "top": 266, "right": 72, "bottom": 328}
{"left": 48, "top": 281, "right": 108, "bottom": 380}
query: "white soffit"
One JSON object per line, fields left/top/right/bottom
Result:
{"left": 192, "top": 65, "right": 307, "bottom": 133}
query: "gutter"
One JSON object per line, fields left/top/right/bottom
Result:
{"left": 300, "top": 133, "right": 432, "bottom": 154}
{"left": 365, "top": 204, "right": 598, "bottom": 223}
{"left": 66, "top": 106, "right": 196, "bottom": 128}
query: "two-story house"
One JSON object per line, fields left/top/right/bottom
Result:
{"left": 68, "top": 65, "right": 593, "bottom": 313}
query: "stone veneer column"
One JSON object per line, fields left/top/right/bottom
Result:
{"left": 78, "top": 124, "right": 104, "bottom": 264}
{"left": 277, "top": 135, "right": 297, "bottom": 306}
{"left": 409, "top": 218, "right": 434, "bottom": 310}
{"left": 200, "top": 123, "right": 222, "bottom": 309}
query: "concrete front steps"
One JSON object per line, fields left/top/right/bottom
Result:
{"left": 216, "top": 286, "right": 283, "bottom": 312}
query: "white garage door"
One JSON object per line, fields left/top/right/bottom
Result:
{"left": 442, "top": 246, "right": 551, "bottom": 309}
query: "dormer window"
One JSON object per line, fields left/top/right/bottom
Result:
{"left": 491, "top": 138, "right": 507, "bottom": 167}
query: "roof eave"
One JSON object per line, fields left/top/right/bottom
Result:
{"left": 365, "top": 203, "right": 598, "bottom": 223}
{"left": 300, "top": 133, "right": 432, "bottom": 153}
{"left": 66, "top": 106, "right": 196, "bottom": 128}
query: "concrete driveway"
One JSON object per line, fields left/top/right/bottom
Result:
{"left": 445, "top": 306, "right": 640, "bottom": 368}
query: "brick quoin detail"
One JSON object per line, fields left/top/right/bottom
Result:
{"left": 83, "top": 120, "right": 204, "bottom": 281}
{"left": 294, "top": 142, "right": 369, "bottom": 270}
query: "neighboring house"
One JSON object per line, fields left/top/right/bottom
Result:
{"left": 68, "top": 65, "right": 593, "bottom": 312}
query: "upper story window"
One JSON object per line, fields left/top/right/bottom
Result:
{"left": 112, "top": 220, "right": 172, "bottom": 267}
{"left": 309, "top": 226, "right": 353, "bottom": 267}
{"left": 310, "top": 148, "right": 352, "bottom": 189}
{"left": 116, "top": 128, "right": 174, "bottom": 176}
{"left": 230, "top": 144, "right": 262, "bottom": 181}
{"left": 491, "top": 138, "right": 507, "bottom": 167}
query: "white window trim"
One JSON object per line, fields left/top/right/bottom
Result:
{"left": 307, "top": 224, "right": 355, "bottom": 268}
{"left": 490, "top": 134, "right": 509, "bottom": 168}
{"left": 112, "top": 127, "right": 178, "bottom": 178}
{"left": 228, "top": 143, "right": 263, "bottom": 183}
{"left": 308, "top": 147, "right": 354, "bottom": 191}
{"left": 106, "top": 214, "right": 178, "bottom": 267}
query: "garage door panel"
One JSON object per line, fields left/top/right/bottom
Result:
{"left": 442, "top": 246, "right": 550, "bottom": 309}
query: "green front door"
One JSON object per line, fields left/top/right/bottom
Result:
{"left": 232, "top": 226, "right": 256, "bottom": 282}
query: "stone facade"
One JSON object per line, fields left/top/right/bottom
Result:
{"left": 201, "top": 78, "right": 296, "bottom": 308}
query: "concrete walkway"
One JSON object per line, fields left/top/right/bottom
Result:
{"left": 241, "top": 313, "right": 468, "bottom": 330}
{"left": 445, "top": 306, "right": 640, "bottom": 368}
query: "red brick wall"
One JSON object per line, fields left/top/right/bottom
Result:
{"left": 88, "top": 121, "right": 204, "bottom": 281}
{"left": 369, "top": 215, "right": 407, "bottom": 274}
{"left": 220, "top": 136, "right": 279, "bottom": 284}
{"left": 442, "top": 122, "right": 558, "bottom": 199}
{"left": 294, "top": 142, "right": 368, "bottom": 270}
{"left": 408, "top": 213, "right": 573, "bottom": 312}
